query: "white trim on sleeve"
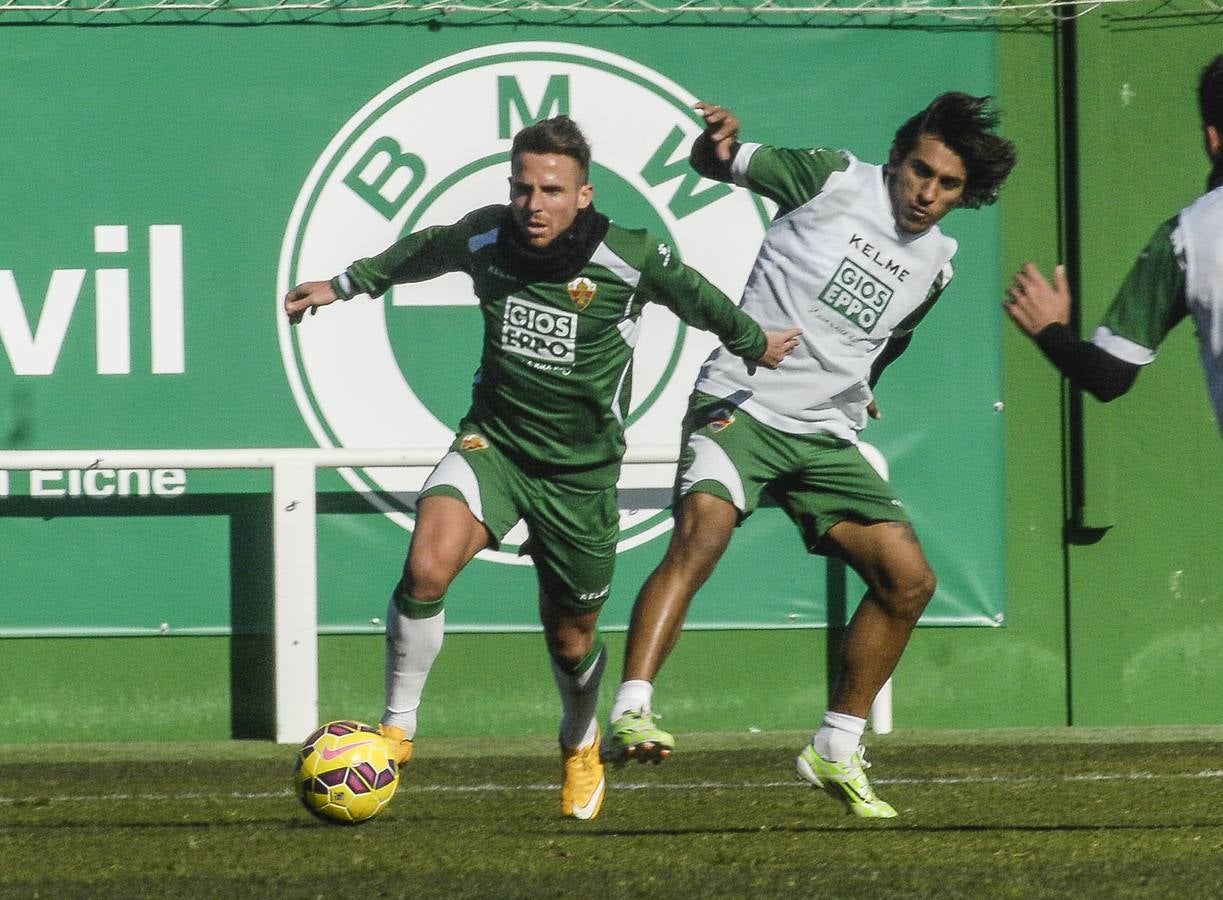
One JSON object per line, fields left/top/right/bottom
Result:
{"left": 731, "top": 142, "right": 762, "bottom": 188}
{"left": 1091, "top": 326, "right": 1157, "bottom": 366}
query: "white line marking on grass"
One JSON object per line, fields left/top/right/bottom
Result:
{"left": 0, "top": 790, "right": 295, "bottom": 804}
{"left": 418, "top": 769, "right": 1223, "bottom": 792}
{"left": 2, "top": 770, "right": 1222, "bottom": 805}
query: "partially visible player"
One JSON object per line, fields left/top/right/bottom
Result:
{"left": 284, "top": 116, "right": 799, "bottom": 821}
{"left": 1006, "top": 55, "right": 1223, "bottom": 434}
{"left": 604, "top": 94, "right": 1017, "bottom": 819}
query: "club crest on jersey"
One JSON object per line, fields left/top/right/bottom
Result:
{"left": 566, "top": 277, "right": 597, "bottom": 310}
{"left": 708, "top": 408, "right": 736, "bottom": 433}
{"left": 460, "top": 433, "right": 490, "bottom": 452}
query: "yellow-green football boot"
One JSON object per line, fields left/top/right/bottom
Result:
{"left": 796, "top": 744, "right": 897, "bottom": 818}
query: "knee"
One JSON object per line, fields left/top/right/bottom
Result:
{"left": 400, "top": 553, "right": 454, "bottom": 603}
{"left": 881, "top": 566, "right": 937, "bottom": 622}
{"left": 545, "top": 624, "right": 594, "bottom": 669}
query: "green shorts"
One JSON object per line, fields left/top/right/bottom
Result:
{"left": 676, "top": 392, "right": 910, "bottom": 553}
{"left": 418, "top": 431, "right": 618, "bottom": 612}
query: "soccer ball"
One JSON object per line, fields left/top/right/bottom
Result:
{"left": 293, "top": 720, "right": 400, "bottom": 824}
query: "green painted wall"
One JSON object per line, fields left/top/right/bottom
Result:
{"left": 0, "top": 26, "right": 1006, "bottom": 636}
{"left": 1063, "top": 12, "right": 1223, "bottom": 725}
{"left": 1, "top": 631, "right": 839, "bottom": 741}
{"left": 3, "top": 13, "right": 1220, "bottom": 743}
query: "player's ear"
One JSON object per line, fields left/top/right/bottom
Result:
{"left": 578, "top": 182, "right": 593, "bottom": 209}
{"left": 1206, "top": 124, "right": 1222, "bottom": 160}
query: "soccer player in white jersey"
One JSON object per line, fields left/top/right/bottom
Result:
{"left": 1006, "top": 55, "right": 1223, "bottom": 434}
{"left": 603, "top": 94, "right": 1017, "bottom": 818}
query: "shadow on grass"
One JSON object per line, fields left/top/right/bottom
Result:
{"left": 583, "top": 821, "right": 1223, "bottom": 836}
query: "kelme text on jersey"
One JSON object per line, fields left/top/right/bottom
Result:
{"left": 847, "top": 233, "right": 911, "bottom": 281}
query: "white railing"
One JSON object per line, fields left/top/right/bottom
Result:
{"left": 0, "top": 445, "right": 892, "bottom": 742}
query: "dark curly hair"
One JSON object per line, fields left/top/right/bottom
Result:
{"left": 890, "top": 92, "right": 1017, "bottom": 209}
{"left": 1200, "top": 55, "right": 1223, "bottom": 131}
{"left": 511, "top": 116, "right": 592, "bottom": 183}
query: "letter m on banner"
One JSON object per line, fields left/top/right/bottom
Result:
{"left": 498, "top": 76, "right": 570, "bottom": 137}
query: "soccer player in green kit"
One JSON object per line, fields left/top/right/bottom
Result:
{"left": 603, "top": 95, "right": 1017, "bottom": 819}
{"left": 1006, "top": 55, "right": 1223, "bottom": 433}
{"left": 284, "top": 116, "right": 799, "bottom": 821}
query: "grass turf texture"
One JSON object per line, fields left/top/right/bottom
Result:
{"left": 2, "top": 728, "right": 1221, "bottom": 897}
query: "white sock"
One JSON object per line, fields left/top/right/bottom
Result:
{"left": 552, "top": 643, "right": 607, "bottom": 750}
{"left": 812, "top": 711, "right": 867, "bottom": 763}
{"left": 381, "top": 597, "right": 445, "bottom": 740}
{"left": 610, "top": 680, "right": 654, "bottom": 721}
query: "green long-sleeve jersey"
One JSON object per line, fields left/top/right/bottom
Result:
{"left": 335, "top": 205, "right": 767, "bottom": 487}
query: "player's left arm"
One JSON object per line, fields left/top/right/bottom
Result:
{"left": 868, "top": 269, "right": 951, "bottom": 401}
{"left": 641, "top": 241, "right": 798, "bottom": 369}
{"left": 868, "top": 333, "right": 914, "bottom": 390}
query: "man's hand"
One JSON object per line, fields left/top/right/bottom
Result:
{"left": 695, "top": 101, "right": 741, "bottom": 162}
{"left": 284, "top": 280, "right": 341, "bottom": 325}
{"left": 747, "top": 327, "right": 801, "bottom": 374}
{"left": 1005, "top": 263, "right": 1072, "bottom": 337}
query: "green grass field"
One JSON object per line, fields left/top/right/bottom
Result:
{"left": 3, "top": 727, "right": 1222, "bottom": 898}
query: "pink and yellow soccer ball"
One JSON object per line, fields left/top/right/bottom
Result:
{"left": 293, "top": 720, "right": 399, "bottom": 824}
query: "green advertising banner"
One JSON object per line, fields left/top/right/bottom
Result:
{"left": 0, "top": 25, "right": 1005, "bottom": 636}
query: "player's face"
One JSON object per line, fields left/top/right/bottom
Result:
{"left": 887, "top": 134, "right": 967, "bottom": 234}
{"left": 508, "top": 152, "right": 593, "bottom": 248}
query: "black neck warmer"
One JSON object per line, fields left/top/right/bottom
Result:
{"left": 1209, "top": 155, "right": 1223, "bottom": 192}
{"left": 496, "top": 204, "right": 611, "bottom": 284}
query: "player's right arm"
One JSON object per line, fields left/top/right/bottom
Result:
{"left": 283, "top": 206, "right": 495, "bottom": 324}
{"left": 690, "top": 101, "right": 742, "bottom": 182}
{"left": 284, "top": 280, "right": 340, "bottom": 324}
{"left": 1007, "top": 216, "right": 1188, "bottom": 402}
{"left": 1005, "top": 250, "right": 1178, "bottom": 402}
{"left": 690, "top": 101, "right": 849, "bottom": 215}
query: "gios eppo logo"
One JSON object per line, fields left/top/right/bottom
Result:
{"left": 276, "top": 41, "right": 766, "bottom": 564}
{"left": 818, "top": 257, "right": 894, "bottom": 333}
{"left": 502, "top": 296, "right": 577, "bottom": 366}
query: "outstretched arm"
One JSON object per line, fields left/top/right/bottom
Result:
{"left": 283, "top": 211, "right": 488, "bottom": 326}
{"left": 640, "top": 239, "right": 798, "bottom": 369}
{"left": 751, "top": 328, "right": 803, "bottom": 373}
{"left": 1005, "top": 263, "right": 1139, "bottom": 402}
{"left": 284, "top": 280, "right": 340, "bottom": 325}
{"left": 690, "top": 101, "right": 742, "bottom": 183}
